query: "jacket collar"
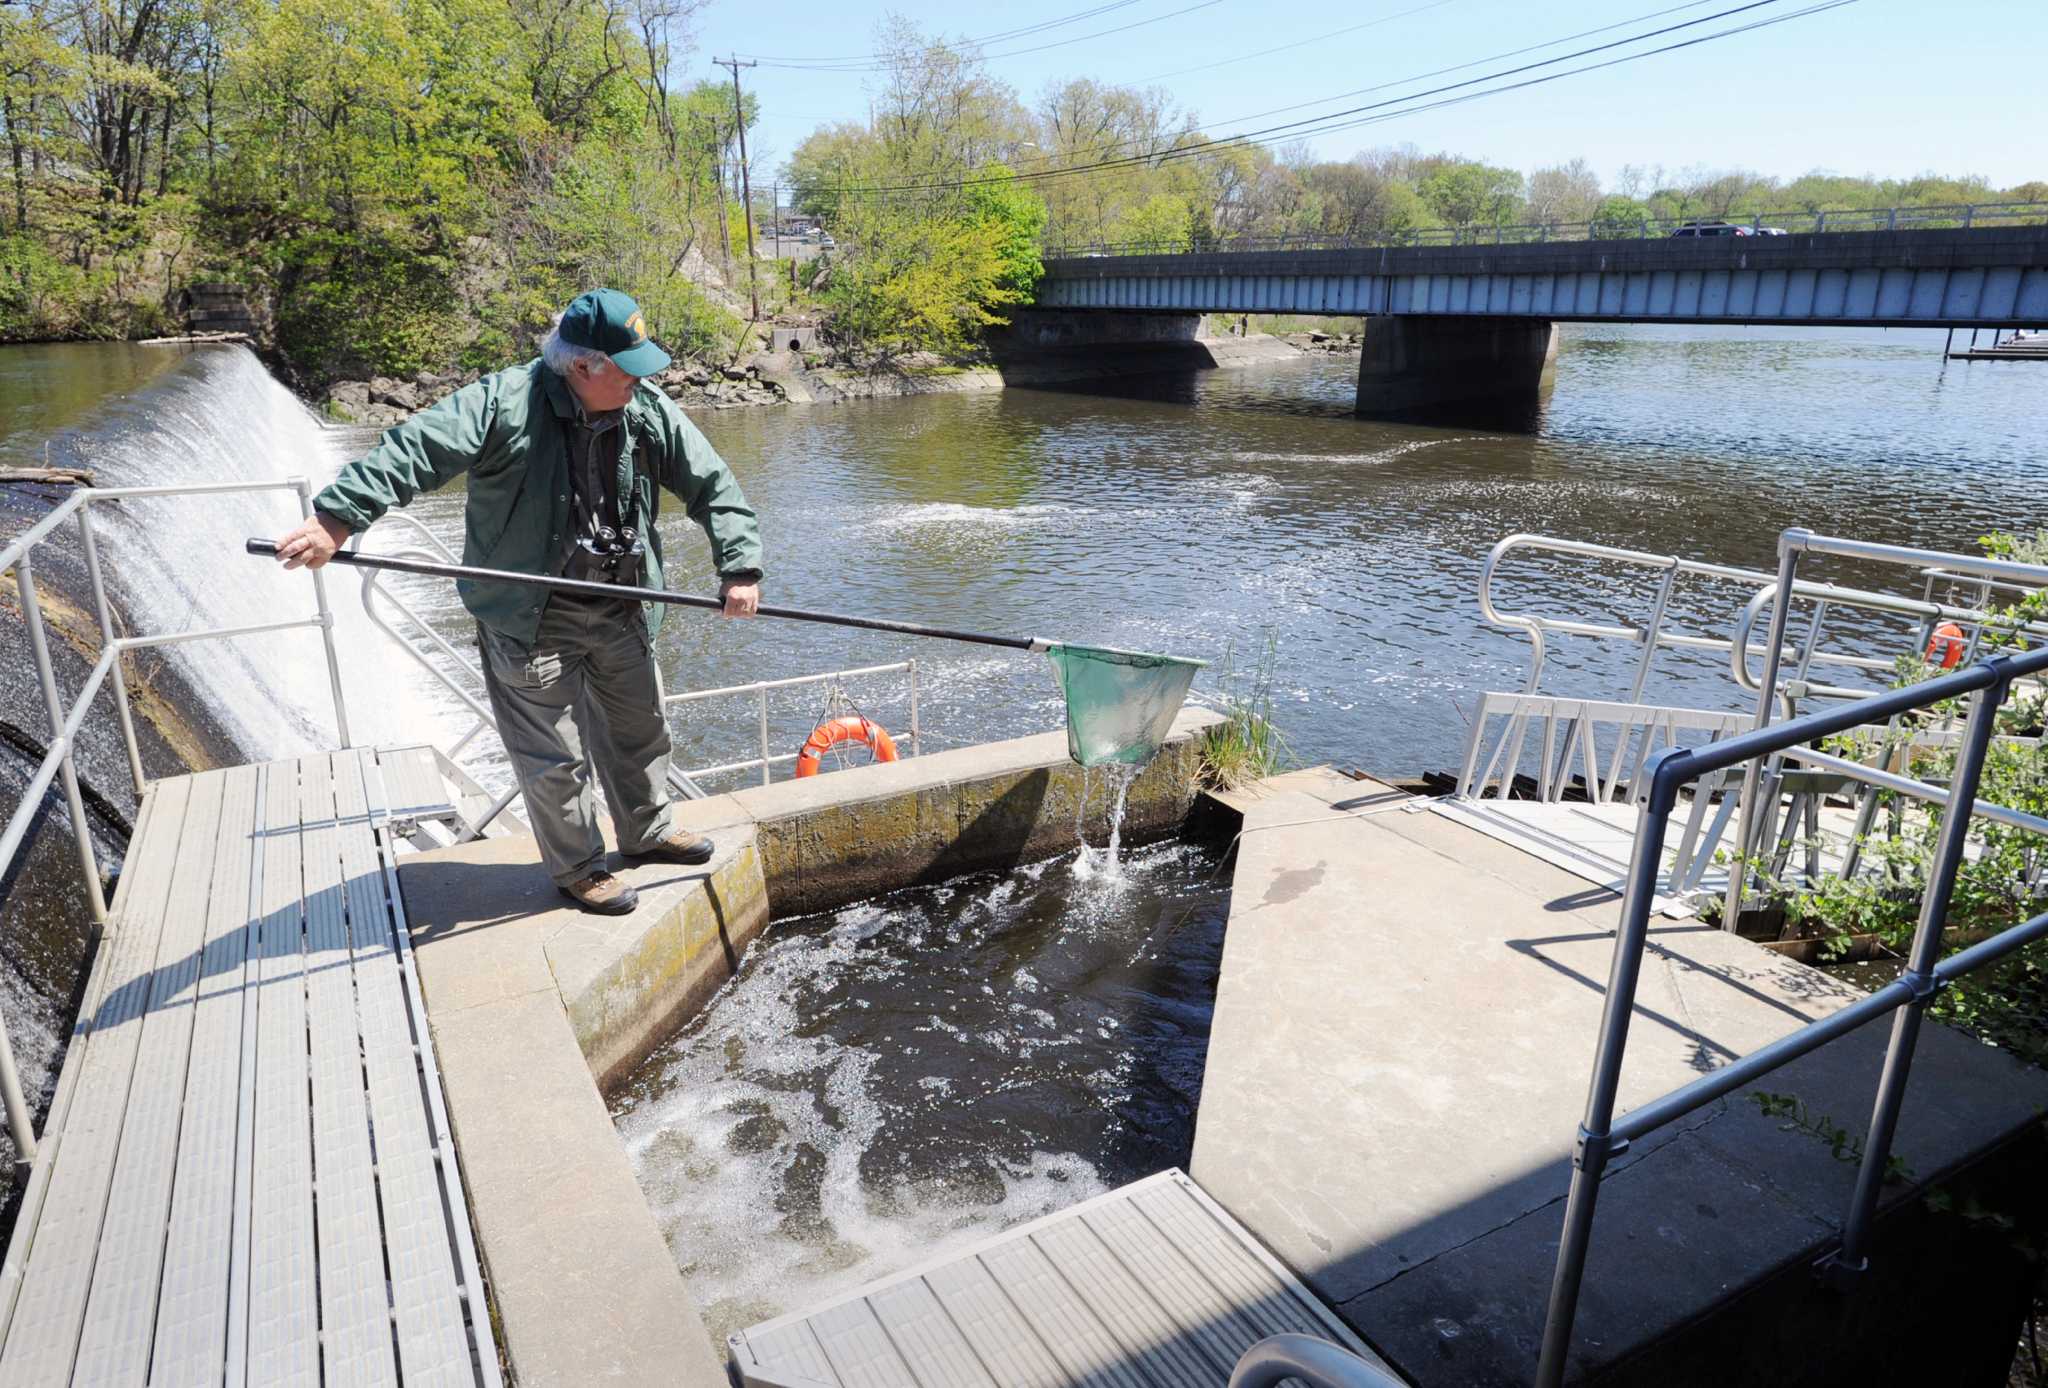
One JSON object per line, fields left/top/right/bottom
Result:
{"left": 540, "top": 363, "right": 579, "bottom": 421}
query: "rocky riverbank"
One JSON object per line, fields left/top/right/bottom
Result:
{"left": 318, "top": 332, "right": 1311, "bottom": 426}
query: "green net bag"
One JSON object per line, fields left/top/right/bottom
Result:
{"left": 1044, "top": 643, "right": 1205, "bottom": 768}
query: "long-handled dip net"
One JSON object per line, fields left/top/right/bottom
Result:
{"left": 1042, "top": 642, "right": 1206, "bottom": 767}
{"left": 249, "top": 541, "right": 1206, "bottom": 767}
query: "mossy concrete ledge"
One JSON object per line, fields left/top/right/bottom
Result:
{"left": 736, "top": 705, "right": 1223, "bottom": 917}
{"left": 394, "top": 704, "right": 1220, "bottom": 1387}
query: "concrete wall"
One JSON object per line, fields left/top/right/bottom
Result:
{"left": 1354, "top": 314, "right": 1559, "bottom": 418}
{"left": 737, "top": 718, "right": 1212, "bottom": 918}
{"left": 990, "top": 308, "right": 1204, "bottom": 353}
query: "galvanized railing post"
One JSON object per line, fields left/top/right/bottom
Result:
{"left": 1824, "top": 671, "right": 2007, "bottom": 1279}
{"left": 295, "top": 479, "right": 353, "bottom": 748}
{"left": 16, "top": 553, "right": 109, "bottom": 930}
{"left": 0, "top": 997, "right": 35, "bottom": 1175}
{"left": 909, "top": 659, "right": 921, "bottom": 757}
{"left": 758, "top": 687, "right": 771, "bottom": 787}
{"left": 1723, "top": 532, "right": 1806, "bottom": 929}
{"left": 76, "top": 503, "right": 147, "bottom": 796}
{"left": 1535, "top": 749, "right": 1687, "bottom": 1388}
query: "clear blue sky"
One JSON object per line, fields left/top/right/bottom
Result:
{"left": 691, "top": 0, "right": 2045, "bottom": 193}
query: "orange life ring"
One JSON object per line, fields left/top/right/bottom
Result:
{"left": 794, "top": 715, "right": 899, "bottom": 777}
{"left": 1926, "top": 621, "right": 1969, "bottom": 670}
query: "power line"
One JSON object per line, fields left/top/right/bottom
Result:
{"left": 1131, "top": 0, "right": 1462, "bottom": 85}
{"left": 736, "top": 1, "right": 1147, "bottom": 66}
{"left": 750, "top": 0, "right": 1229, "bottom": 73}
{"left": 825, "top": 0, "right": 1856, "bottom": 199}
{"left": 1012, "top": 0, "right": 1765, "bottom": 181}
{"left": 1137, "top": 0, "right": 1729, "bottom": 119}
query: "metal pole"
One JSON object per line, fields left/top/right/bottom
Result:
{"left": 909, "top": 659, "right": 921, "bottom": 758}
{"left": 77, "top": 505, "right": 147, "bottom": 796}
{"left": 1827, "top": 673, "right": 2006, "bottom": 1276}
{"left": 296, "top": 481, "right": 352, "bottom": 747}
{"left": 1722, "top": 534, "right": 1804, "bottom": 929}
{"left": 17, "top": 554, "right": 109, "bottom": 929}
{"left": 0, "top": 984, "right": 35, "bottom": 1174}
{"left": 758, "top": 687, "right": 770, "bottom": 787}
{"left": 1535, "top": 756, "right": 1684, "bottom": 1388}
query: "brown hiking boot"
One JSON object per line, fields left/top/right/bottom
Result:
{"left": 623, "top": 826, "right": 716, "bottom": 866}
{"left": 559, "top": 870, "right": 639, "bottom": 915}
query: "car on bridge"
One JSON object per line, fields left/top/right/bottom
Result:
{"left": 1670, "top": 220, "right": 1753, "bottom": 237}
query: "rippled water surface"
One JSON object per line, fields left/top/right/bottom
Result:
{"left": 564, "top": 323, "right": 2035, "bottom": 782}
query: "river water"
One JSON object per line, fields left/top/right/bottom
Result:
{"left": 360, "top": 323, "right": 2047, "bottom": 792}
{"left": 0, "top": 323, "right": 2040, "bottom": 1304}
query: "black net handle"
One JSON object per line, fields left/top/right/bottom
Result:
{"left": 247, "top": 538, "right": 1044, "bottom": 651}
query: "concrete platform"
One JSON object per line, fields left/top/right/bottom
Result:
{"left": 1192, "top": 767, "right": 2048, "bottom": 1387}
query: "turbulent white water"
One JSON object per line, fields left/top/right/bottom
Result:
{"left": 77, "top": 347, "right": 464, "bottom": 759}
{"left": 612, "top": 837, "right": 1229, "bottom": 1341}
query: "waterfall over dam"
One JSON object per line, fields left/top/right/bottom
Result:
{"left": 0, "top": 345, "right": 457, "bottom": 1182}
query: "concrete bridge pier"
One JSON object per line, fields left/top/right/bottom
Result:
{"left": 1354, "top": 314, "right": 1559, "bottom": 418}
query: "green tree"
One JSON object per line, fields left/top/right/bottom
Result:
{"left": 1417, "top": 160, "right": 1524, "bottom": 227}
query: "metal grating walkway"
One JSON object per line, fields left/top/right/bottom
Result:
{"left": 0, "top": 748, "right": 500, "bottom": 1387}
{"left": 731, "top": 1169, "right": 1397, "bottom": 1388}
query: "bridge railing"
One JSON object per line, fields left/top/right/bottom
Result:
{"left": 1044, "top": 200, "right": 2048, "bottom": 259}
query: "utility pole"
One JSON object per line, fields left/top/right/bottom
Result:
{"left": 715, "top": 54, "right": 761, "bottom": 321}
{"left": 772, "top": 181, "right": 780, "bottom": 259}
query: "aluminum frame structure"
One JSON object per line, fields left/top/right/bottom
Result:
{"left": 0, "top": 479, "right": 349, "bottom": 1172}
{"left": 1534, "top": 531, "right": 2048, "bottom": 1388}
{"left": 1478, "top": 532, "right": 2048, "bottom": 712}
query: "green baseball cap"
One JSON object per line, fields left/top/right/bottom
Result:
{"left": 558, "top": 288, "right": 671, "bottom": 376}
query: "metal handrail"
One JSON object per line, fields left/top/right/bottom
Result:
{"left": 1045, "top": 200, "right": 2048, "bottom": 259}
{"left": 1725, "top": 529, "right": 2048, "bottom": 927}
{"left": 1535, "top": 567, "right": 2048, "bottom": 1385}
{"left": 351, "top": 515, "right": 925, "bottom": 804}
{"left": 1479, "top": 532, "right": 2043, "bottom": 708}
{"left": 0, "top": 478, "right": 350, "bottom": 1174}
{"left": 1227, "top": 1334, "right": 1404, "bottom": 1388}
{"left": 665, "top": 662, "right": 920, "bottom": 786}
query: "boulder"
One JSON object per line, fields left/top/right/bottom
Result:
{"left": 368, "top": 376, "right": 422, "bottom": 410}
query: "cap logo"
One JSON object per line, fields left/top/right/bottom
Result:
{"left": 625, "top": 311, "right": 648, "bottom": 343}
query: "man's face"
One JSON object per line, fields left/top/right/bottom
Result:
{"left": 567, "top": 354, "right": 639, "bottom": 412}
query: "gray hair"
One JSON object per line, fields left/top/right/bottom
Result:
{"left": 539, "top": 313, "right": 611, "bottom": 375}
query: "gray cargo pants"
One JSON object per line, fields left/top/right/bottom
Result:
{"left": 478, "top": 592, "right": 675, "bottom": 886}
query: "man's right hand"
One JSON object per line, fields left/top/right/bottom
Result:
{"left": 274, "top": 512, "right": 352, "bottom": 570}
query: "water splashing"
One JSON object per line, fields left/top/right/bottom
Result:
{"left": 1070, "top": 763, "right": 1140, "bottom": 882}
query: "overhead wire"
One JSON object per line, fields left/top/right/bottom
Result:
{"left": 736, "top": 1, "right": 1149, "bottom": 66}
{"left": 747, "top": 0, "right": 1229, "bottom": 73}
{"left": 1130, "top": 0, "right": 1463, "bottom": 85}
{"left": 822, "top": 0, "right": 1855, "bottom": 199}
{"left": 1152, "top": 0, "right": 1740, "bottom": 134}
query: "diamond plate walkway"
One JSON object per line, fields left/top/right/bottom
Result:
{"left": 0, "top": 748, "right": 500, "bottom": 1388}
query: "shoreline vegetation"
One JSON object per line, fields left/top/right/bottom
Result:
{"left": 3, "top": 0, "right": 2036, "bottom": 397}
{"left": 316, "top": 323, "right": 1338, "bottom": 426}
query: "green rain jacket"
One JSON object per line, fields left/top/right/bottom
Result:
{"left": 312, "top": 359, "right": 763, "bottom": 645}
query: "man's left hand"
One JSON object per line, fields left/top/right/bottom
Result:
{"left": 720, "top": 581, "right": 760, "bottom": 618}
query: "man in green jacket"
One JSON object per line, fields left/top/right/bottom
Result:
{"left": 272, "top": 289, "right": 763, "bottom": 915}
